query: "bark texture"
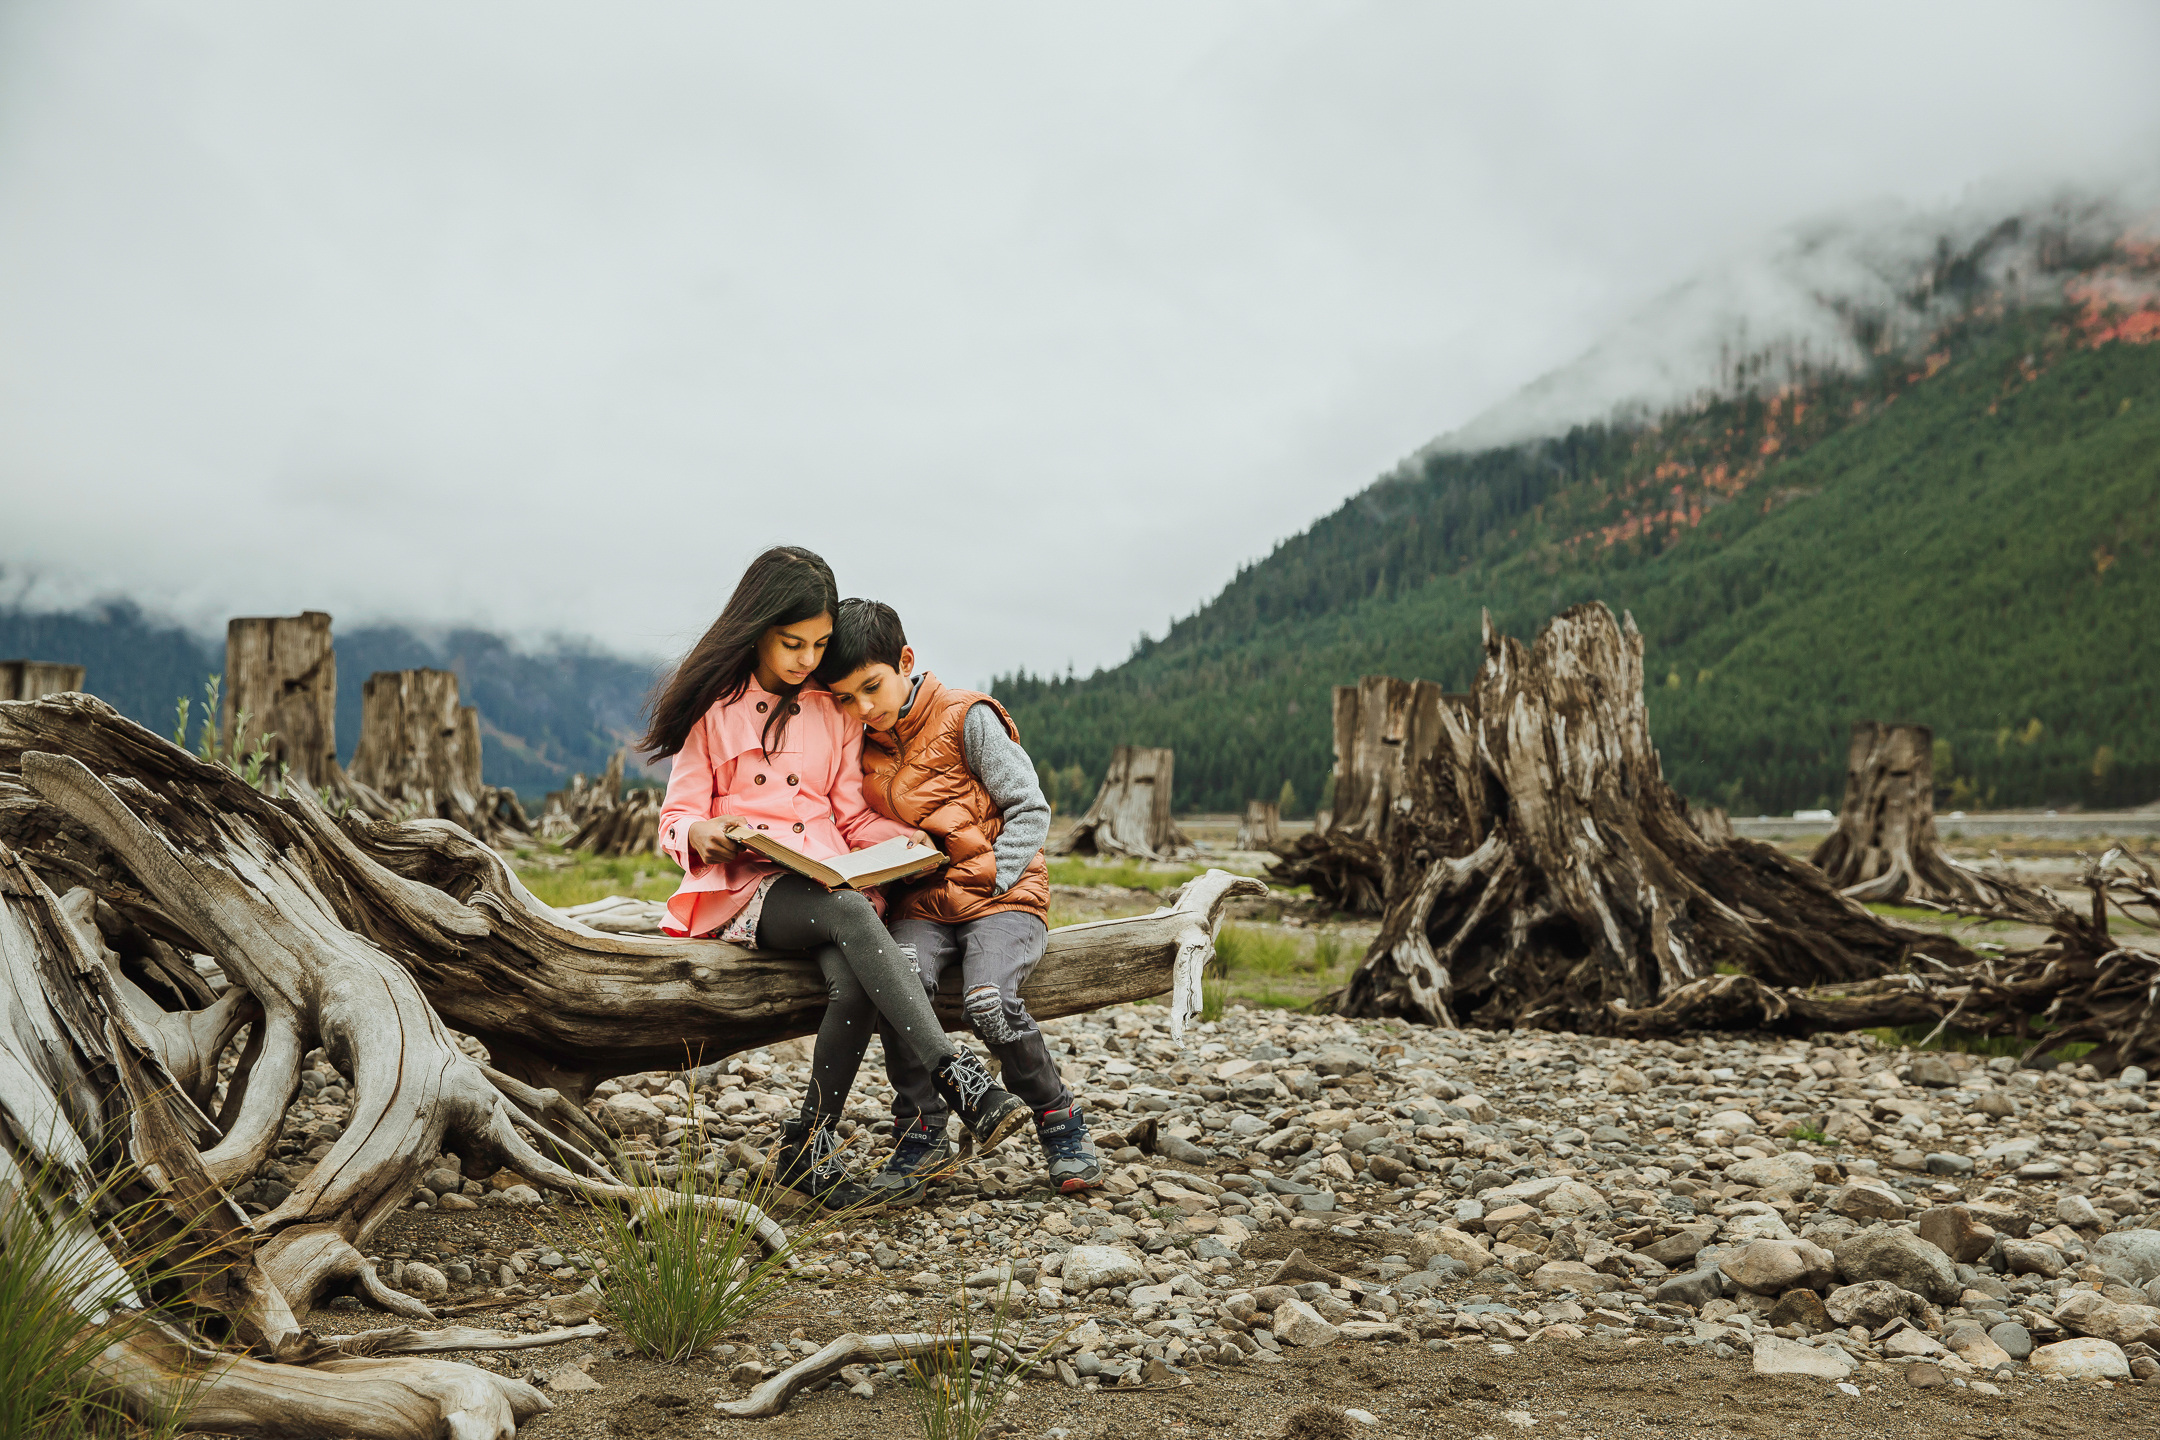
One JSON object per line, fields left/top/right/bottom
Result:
{"left": 1810, "top": 720, "right": 2052, "bottom": 920}
{"left": 1318, "top": 605, "right": 1974, "bottom": 1032}
{"left": 1052, "top": 745, "right": 1193, "bottom": 860}
{"left": 1, "top": 658, "right": 85, "bottom": 700}
{"left": 223, "top": 613, "right": 341, "bottom": 789}
{"left": 348, "top": 668, "right": 529, "bottom": 846}
{"left": 0, "top": 690, "right": 1265, "bottom": 1435}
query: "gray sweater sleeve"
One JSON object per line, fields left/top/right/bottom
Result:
{"left": 962, "top": 703, "right": 1051, "bottom": 894}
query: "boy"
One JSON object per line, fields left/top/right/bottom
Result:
{"left": 815, "top": 598, "right": 1101, "bottom": 1200}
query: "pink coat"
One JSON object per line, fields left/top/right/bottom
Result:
{"left": 657, "top": 682, "right": 912, "bottom": 937}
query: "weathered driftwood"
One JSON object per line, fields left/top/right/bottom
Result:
{"left": 1321, "top": 605, "right": 1974, "bottom": 1033}
{"left": 715, "top": 1330, "right": 1034, "bottom": 1419}
{"left": 538, "top": 751, "right": 658, "bottom": 856}
{"left": 1, "top": 658, "right": 85, "bottom": 700}
{"left": 1810, "top": 720, "right": 2052, "bottom": 920}
{"left": 0, "top": 843, "right": 565, "bottom": 1439}
{"left": 0, "top": 691, "right": 1260, "bottom": 1434}
{"left": 1612, "top": 850, "right": 2160, "bottom": 1072}
{"left": 1052, "top": 745, "right": 1192, "bottom": 860}
{"left": 1235, "top": 799, "right": 1281, "bottom": 851}
{"left": 349, "top": 668, "right": 529, "bottom": 846}
{"left": 1, "top": 696, "right": 1260, "bottom": 1098}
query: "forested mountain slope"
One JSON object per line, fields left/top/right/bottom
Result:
{"left": 998, "top": 263, "right": 2160, "bottom": 816}
{"left": 0, "top": 605, "right": 657, "bottom": 797}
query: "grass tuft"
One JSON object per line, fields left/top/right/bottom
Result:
{"left": 580, "top": 1127, "right": 828, "bottom": 1363}
{"left": 1044, "top": 857, "right": 1208, "bottom": 893}
{"left": 0, "top": 1159, "right": 210, "bottom": 1440}
{"left": 907, "top": 1283, "right": 1065, "bottom": 1440}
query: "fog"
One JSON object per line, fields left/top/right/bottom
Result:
{"left": 3, "top": 2, "right": 2157, "bottom": 682}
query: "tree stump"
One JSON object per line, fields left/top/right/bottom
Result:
{"left": 1, "top": 659, "right": 85, "bottom": 700}
{"left": 224, "top": 612, "right": 340, "bottom": 788}
{"left": 1235, "top": 799, "right": 1281, "bottom": 850}
{"left": 1810, "top": 720, "right": 2050, "bottom": 918}
{"left": 349, "top": 669, "right": 529, "bottom": 845}
{"left": 1269, "top": 677, "right": 1473, "bottom": 914}
{"left": 1051, "top": 745, "right": 1193, "bottom": 860}
{"left": 1331, "top": 604, "right": 1974, "bottom": 1031}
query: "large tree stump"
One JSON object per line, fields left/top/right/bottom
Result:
{"left": 349, "top": 669, "right": 528, "bottom": 846}
{"left": 1235, "top": 799, "right": 1281, "bottom": 850}
{"left": 0, "top": 691, "right": 1266, "bottom": 1436}
{"left": 1270, "top": 678, "right": 1472, "bottom": 913}
{"left": 1810, "top": 720, "right": 2050, "bottom": 919}
{"left": 224, "top": 613, "right": 340, "bottom": 788}
{"left": 1051, "top": 745, "right": 1193, "bottom": 860}
{"left": 1, "top": 658, "right": 85, "bottom": 699}
{"left": 1332, "top": 604, "right": 1974, "bottom": 1032}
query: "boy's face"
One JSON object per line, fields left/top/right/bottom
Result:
{"left": 825, "top": 644, "right": 915, "bottom": 732}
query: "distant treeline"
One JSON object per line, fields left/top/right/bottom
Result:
{"left": 997, "top": 308, "right": 2160, "bottom": 816}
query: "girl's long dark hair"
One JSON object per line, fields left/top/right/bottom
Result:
{"left": 641, "top": 546, "right": 838, "bottom": 760}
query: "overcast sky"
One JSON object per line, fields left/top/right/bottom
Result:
{"left": 4, "top": 2, "right": 2158, "bottom": 685}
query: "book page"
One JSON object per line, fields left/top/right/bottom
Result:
{"left": 823, "top": 835, "right": 943, "bottom": 886}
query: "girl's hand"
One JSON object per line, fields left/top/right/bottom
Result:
{"left": 687, "top": 816, "right": 751, "bottom": 864}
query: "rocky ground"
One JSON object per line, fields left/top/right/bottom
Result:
{"left": 258, "top": 995, "right": 2160, "bottom": 1439}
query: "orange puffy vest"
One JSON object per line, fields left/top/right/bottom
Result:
{"left": 860, "top": 671, "right": 1050, "bottom": 925}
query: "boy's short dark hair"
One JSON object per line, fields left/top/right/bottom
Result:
{"left": 816, "top": 598, "right": 907, "bottom": 683}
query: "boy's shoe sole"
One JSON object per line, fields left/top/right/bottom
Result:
{"left": 967, "top": 1093, "right": 1033, "bottom": 1154}
{"left": 1055, "top": 1172, "right": 1103, "bottom": 1194}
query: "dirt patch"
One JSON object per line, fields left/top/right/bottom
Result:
{"left": 600, "top": 1388, "right": 702, "bottom": 1440}
{"left": 1239, "top": 1226, "right": 1385, "bottom": 1273}
{"left": 1279, "top": 1402, "right": 1356, "bottom": 1440}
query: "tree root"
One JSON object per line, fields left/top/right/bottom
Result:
{"left": 716, "top": 1331, "right": 1032, "bottom": 1419}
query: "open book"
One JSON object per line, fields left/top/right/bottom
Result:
{"left": 723, "top": 824, "right": 945, "bottom": 890}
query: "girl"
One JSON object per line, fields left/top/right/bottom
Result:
{"left": 645, "top": 545, "right": 1030, "bottom": 1207}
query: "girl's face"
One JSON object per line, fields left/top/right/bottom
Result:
{"left": 753, "top": 612, "right": 832, "bottom": 692}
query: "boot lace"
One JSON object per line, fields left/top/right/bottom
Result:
{"left": 939, "top": 1049, "right": 993, "bottom": 1112}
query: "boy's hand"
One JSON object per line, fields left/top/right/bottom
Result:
{"left": 687, "top": 816, "right": 752, "bottom": 864}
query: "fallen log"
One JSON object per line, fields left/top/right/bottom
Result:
{"left": 1321, "top": 605, "right": 1974, "bottom": 1032}
{"left": 1810, "top": 720, "right": 2053, "bottom": 920}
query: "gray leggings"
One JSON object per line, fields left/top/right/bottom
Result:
{"left": 756, "top": 875, "right": 955, "bottom": 1119}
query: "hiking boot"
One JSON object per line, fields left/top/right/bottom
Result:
{"left": 864, "top": 1117, "right": 957, "bottom": 1206}
{"left": 931, "top": 1048, "right": 1031, "bottom": 1151}
{"left": 1036, "top": 1105, "right": 1102, "bottom": 1193}
{"left": 772, "top": 1116, "right": 874, "bottom": 1211}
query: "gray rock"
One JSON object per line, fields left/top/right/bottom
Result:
{"left": 1907, "top": 1056, "right": 1959, "bottom": 1088}
{"left": 1916, "top": 1205, "right": 1996, "bottom": 1265}
{"left": 1828, "top": 1182, "right": 1906, "bottom": 1221}
{"left": 423, "top": 1167, "right": 463, "bottom": 1196}
{"left": 1923, "top": 1152, "right": 1973, "bottom": 1176}
{"left": 1824, "top": 1280, "right": 1931, "bottom": 1330}
{"left": 1063, "top": 1246, "right": 1145, "bottom": 1291}
{"left": 1833, "top": 1225, "right": 1960, "bottom": 1304}
{"left": 402, "top": 1262, "right": 448, "bottom": 1300}
{"left": 1656, "top": 1267, "right": 1728, "bottom": 1309}
{"left": 1718, "top": 1239, "right": 1834, "bottom": 1296}
{"left": 2090, "top": 1228, "right": 2160, "bottom": 1284}
{"left": 2002, "top": 1238, "right": 2066, "bottom": 1279}
{"left": 1273, "top": 1297, "right": 1343, "bottom": 1346}
{"left": 1753, "top": 1336, "right": 1853, "bottom": 1377}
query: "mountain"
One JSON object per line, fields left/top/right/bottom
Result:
{"left": 996, "top": 203, "right": 2160, "bottom": 817}
{"left": 0, "top": 604, "right": 659, "bottom": 798}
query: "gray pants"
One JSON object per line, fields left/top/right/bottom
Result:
{"left": 884, "top": 913, "right": 1071, "bottom": 1130}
